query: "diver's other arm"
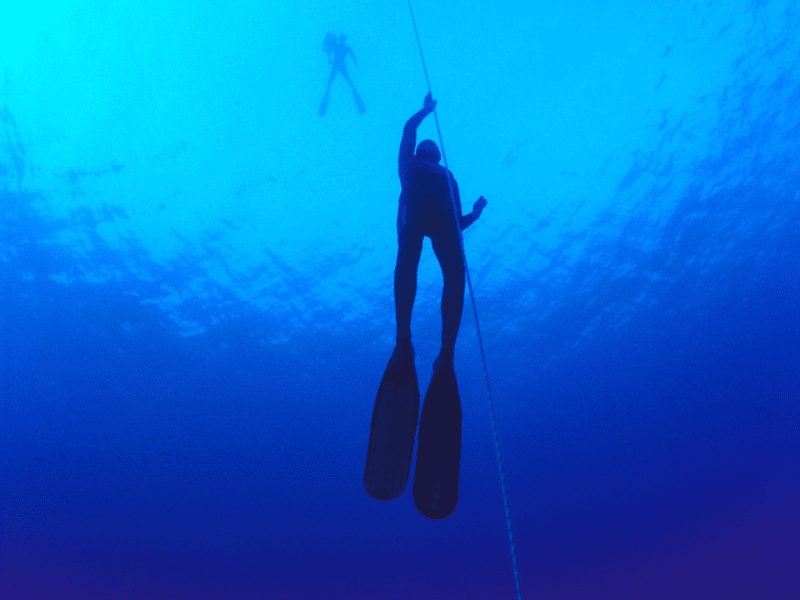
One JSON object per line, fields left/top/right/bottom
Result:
{"left": 460, "top": 196, "right": 487, "bottom": 230}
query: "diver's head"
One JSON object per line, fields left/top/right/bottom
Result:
{"left": 416, "top": 139, "right": 441, "bottom": 163}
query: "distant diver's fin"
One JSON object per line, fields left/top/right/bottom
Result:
{"left": 353, "top": 90, "right": 366, "bottom": 115}
{"left": 413, "top": 356, "right": 461, "bottom": 519}
{"left": 318, "top": 92, "right": 329, "bottom": 117}
{"left": 364, "top": 343, "right": 420, "bottom": 501}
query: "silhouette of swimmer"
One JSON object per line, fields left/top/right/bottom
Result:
{"left": 319, "top": 33, "right": 365, "bottom": 116}
{"left": 395, "top": 92, "right": 487, "bottom": 365}
{"left": 362, "top": 93, "right": 487, "bottom": 516}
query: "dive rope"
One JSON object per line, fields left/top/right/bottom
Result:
{"left": 405, "top": 2, "right": 523, "bottom": 598}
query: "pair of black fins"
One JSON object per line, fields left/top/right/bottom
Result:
{"left": 364, "top": 344, "right": 461, "bottom": 519}
{"left": 318, "top": 89, "right": 366, "bottom": 117}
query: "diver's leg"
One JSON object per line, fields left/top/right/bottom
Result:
{"left": 430, "top": 232, "right": 465, "bottom": 362}
{"left": 414, "top": 229, "right": 463, "bottom": 520}
{"left": 340, "top": 68, "right": 365, "bottom": 113}
{"left": 318, "top": 70, "right": 335, "bottom": 116}
{"left": 394, "top": 227, "right": 424, "bottom": 347}
{"left": 340, "top": 67, "right": 355, "bottom": 90}
{"left": 324, "top": 66, "right": 341, "bottom": 94}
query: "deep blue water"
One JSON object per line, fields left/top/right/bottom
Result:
{"left": 2, "top": 1, "right": 799, "bottom": 599}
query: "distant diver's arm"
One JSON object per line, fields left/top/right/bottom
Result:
{"left": 349, "top": 47, "right": 358, "bottom": 67}
{"left": 460, "top": 196, "right": 487, "bottom": 230}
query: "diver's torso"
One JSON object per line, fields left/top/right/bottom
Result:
{"left": 398, "top": 158, "right": 457, "bottom": 237}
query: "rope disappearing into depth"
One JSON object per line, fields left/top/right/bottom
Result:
{"left": 405, "top": 2, "right": 522, "bottom": 598}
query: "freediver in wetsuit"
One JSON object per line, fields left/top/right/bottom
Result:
{"left": 394, "top": 92, "right": 487, "bottom": 363}
{"left": 364, "top": 92, "right": 487, "bottom": 519}
{"left": 319, "top": 33, "right": 365, "bottom": 116}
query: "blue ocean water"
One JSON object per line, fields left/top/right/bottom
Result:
{"left": 2, "top": 1, "right": 798, "bottom": 598}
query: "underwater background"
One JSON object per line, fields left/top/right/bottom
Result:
{"left": 2, "top": 0, "right": 798, "bottom": 598}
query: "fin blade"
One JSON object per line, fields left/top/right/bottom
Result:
{"left": 353, "top": 91, "right": 366, "bottom": 114}
{"left": 318, "top": 92, "right": 329, "bottom": 117}
{"left": 413, "top": 360, "right": 461, "bottom": 519}
{"left": 364, "top": 350, "right": 420, "bottom": 500}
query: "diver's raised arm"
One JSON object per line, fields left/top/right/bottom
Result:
{"left": 422, "top": 92, "right": 436, "bottom": 114}
{"left": 399, "top": 94, "right": 436, "bottom": 181}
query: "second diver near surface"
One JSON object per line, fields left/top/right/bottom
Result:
{"left": 319, "top": 33, "right": 365, "bottom": 116}
{"left": 364, "top": 93, "right": 488, "bottom": 519}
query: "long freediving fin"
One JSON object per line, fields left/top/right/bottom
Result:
{"left": 413, "top": 357, "right": 461, "bottom": 519}
{"left": 364, "top": 344, "right": 420, "bottom": 501}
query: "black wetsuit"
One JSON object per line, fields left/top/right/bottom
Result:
{"left": 394, "top": 108, "right": 480, "bottom": 359}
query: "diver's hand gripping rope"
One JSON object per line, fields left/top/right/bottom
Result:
{"left": 406, "top": 2, "right": 522, "bottom": 598}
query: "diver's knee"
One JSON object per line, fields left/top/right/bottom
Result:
{"left": 442, "top": 262, "right": 465, "bottom": 282}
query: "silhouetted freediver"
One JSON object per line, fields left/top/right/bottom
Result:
{"left": 319, "top": 33, "right": 365, "bottom": 116}
{"left": 364, "top": 93, "right": 487, "bottom": 519}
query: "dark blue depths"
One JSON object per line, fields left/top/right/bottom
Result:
{"left": 3, "top": 111, "right": 798, "bottom": 600}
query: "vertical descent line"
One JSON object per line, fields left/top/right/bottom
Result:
{"left": 405, "top": 2, "right": 522, "bottom": 598}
